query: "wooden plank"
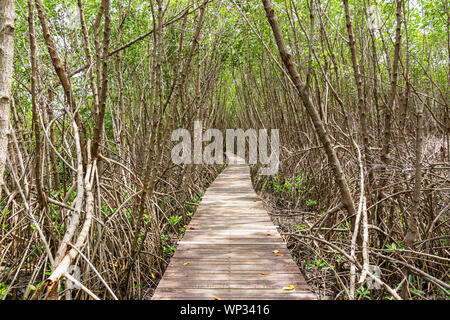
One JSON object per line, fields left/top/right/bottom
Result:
{"left": 164, "top": 265, "right": 302, "bottom": 273}
{"left": 173, "top": 245, "right": 288, "bottom": 250}
{"left": 178, "top": 234, "right": 283, "bottom": 244}
{"left": 186, "top": 224, "right": 276, "bottom": 228}
{"left": 154, "top": 288, "right": 312, "bottom": 294}
{"left": 182, "top": 232, "right": 283, "bottom": 237}
{"left": 176, "top": 242, "right": 287, "bottom": 245}
{"left": 171, "top": 252, "right": 291, "bottom": 259}
{"left": 183, "top": 231, "right": 279, "bottom": 234}
{"left": 153, "top": 289, "right": 315, "bottom": 300}
{"left": 186, "top": 225, "right": 278, "bottom": 228}
{"left": 156, "top": 280, "right": 311, "bottom": 289}
{"left": 189, "top": 217, "right": 273, "bottom": 221}
{"left": 171, "top": 251, "right": 291, "bottom": 257}
{"left": 168, "top": 260, "right": 296, "bottom": 267}
{"left": 153, "top": 296, "right": 313, "bottom": 300}
{"left": 169, "top": 258, "right": 295, "bottom": 264}
{"left": 153, "top": 295, "right": 314, "bottom": 300}
{"left": 156, "top": 273, "right": 302, "bottom": 280}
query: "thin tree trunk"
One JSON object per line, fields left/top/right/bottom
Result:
{"left": 343, "top": 0, "right": 371, "bottom": 177}
{"left": 261, "top": 0, "right": 357, "bottom": 220}
{"left": 0, "top": 0, "right": 15, "bottom": 187}
{"left": 406, "top": 106, "right": 424, "bottom": 242}
{"left": 381, "top": 0, "right": 403, "bottom": 165}
{"left": 401, "top": 102, "right": 423, "bottom": 299}
{"left": 35, "top": 0, "right": 88, "bottom": 168}
{"left": 46, "top": 89, "right": 60, "bottom": 193}
{"left": 91, "top": 0, "right": 111, "bottom": 160}
{"left": 28, "top": 0, "right": 47, "bottom": 209}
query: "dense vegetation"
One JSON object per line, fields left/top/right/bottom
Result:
{"left": 0, "top": 0, "right": 448, "bottom": 300}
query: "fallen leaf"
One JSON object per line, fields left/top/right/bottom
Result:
{"left": 151, "top": 273, "right": 156, "bottom": 279}
{"left": 272, "top": 250, "right": 280, "bottom": 253}
{"left": 261, "top": 273, "right": 273, "bottom": 276}
{"left": 183, "top": 262, "right": 190, "bottom": 266}
{"left": 267, "top": 233, "right": 275, "bottom": 236}
{"left": 214, "top": 296, "right": 221, "bottom": 300}
{"left": 282, "top": 285, "right": 297, "bottom": 291}
{"left": 276, "top": 254, "right": 285, "bottom": 257}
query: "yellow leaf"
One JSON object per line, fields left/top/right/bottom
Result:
{"left": 151, "top": 273, "right": 156, "bottom": 279}
{"left": 282, "top": 285, "right": 296, "bottom": 291}
{"left": 261, "top": 273, "right": 273, "bottom": 276}
{"left": 183, "top": 262, "right": 190, "bottom": 266}
{"left": 214, "top": 296, "right": 221, "bottom": 300}
{"left": 272, "top": 250, "right": 280, "bottom": 253}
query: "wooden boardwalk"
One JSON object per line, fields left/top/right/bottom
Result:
{"left": 152, "top": 155, "right": 315, "bottom": 300}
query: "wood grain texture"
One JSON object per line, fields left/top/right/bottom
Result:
{"left": 152, "top": 155, "right": 315, "bottom": 300}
